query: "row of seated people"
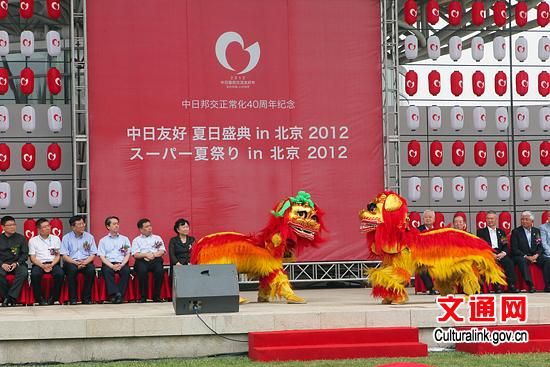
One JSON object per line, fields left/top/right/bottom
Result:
{"left": 415, "top": 210, "right": 550, "bottom": 294}
{"left": 0, "top": 215, "right": 194, "bottom": 306}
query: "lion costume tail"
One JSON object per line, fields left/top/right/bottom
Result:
{"left": 412, "top": 229, "right": 507, "bottom": 295}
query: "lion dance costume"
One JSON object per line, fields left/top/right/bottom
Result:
{"left": 359, "top": 191, "right": 506, "bottom": 304}
{"left": 191, "top": 191, "right": 324, "bottom": 304}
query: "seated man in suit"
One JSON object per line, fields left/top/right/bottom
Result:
{"left": 542, "top": 210, "right": 550, "bottom": 260}
{"left": 477, "top": 211, "right": 518, "bottom": 293}
{"left": 417, "top": 210, "right": 436, "bottom": 295}
{"left": 511, "top": 211, "right": 550, "bottom": 293}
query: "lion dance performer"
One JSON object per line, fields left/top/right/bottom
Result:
{"left": 191, "top": 191, "right": 324, "bottom": 304}
{"left": 359, "top": 191, "right": 506, "bottom": 304}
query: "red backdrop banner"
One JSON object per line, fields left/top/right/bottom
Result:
{"left": 87, "top": 0, "right": 383, "bottom": 261}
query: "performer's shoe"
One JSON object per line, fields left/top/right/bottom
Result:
{"left": 256, "top": 296, "right": 269, "bottom": 303}
{"left": 428, "top": 289, "right": 437, "bottom": 295}
{"left": 507, "top": 286, "right": 519, "bottom": 293}
{"left": 239, "top": 296, "right": 249, "bottom": 304}
{"left": 528, "top": 286, "right": 536, "bottom": 293}
{"left": 285, "top": 294, "right": 306, "bottom": 304}
{"left": 381, "top": 298, "right": 392, "bottom": 305}
{"left": 493, "top": 284, "right": 501, "bottom": 294}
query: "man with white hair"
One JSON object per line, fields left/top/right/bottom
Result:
{"left": 417, "top": 210, "right": 436, "bottom": 295}
{"left": 511, "top": 211, "right": 550, "bottom": 293}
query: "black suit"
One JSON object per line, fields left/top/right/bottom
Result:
{"left": 510, "top": 226, "right": 550, "bottom": 289}
{"left": 477, "top": 227, "right": 517, "bottom": 289}
{"left": 416, "top": 224, "right": 434, "bottom": 291}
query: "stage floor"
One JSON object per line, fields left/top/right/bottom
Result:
{"left": 1, "top": 288, "right": 550, "bottom": 364}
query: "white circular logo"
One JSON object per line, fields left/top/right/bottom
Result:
{"left": 215, "top": 32, "right": 260, "bottom": 75}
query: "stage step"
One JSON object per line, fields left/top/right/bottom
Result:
{"left": 248, "top": 327, "right": 428, "bottom": 361}
{"left": 456, "top": 325, "right": 550, "bottom": 355}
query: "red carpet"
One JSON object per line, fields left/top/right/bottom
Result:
{"left": 248, "top": 327, "right": 428, "bottom": 361}
{"left": 456, "top": 325, "right": 550, "bottom": 354}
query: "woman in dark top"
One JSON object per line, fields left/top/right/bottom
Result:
{"left": 168, "top": 218, "right": 195, "bottom": 267}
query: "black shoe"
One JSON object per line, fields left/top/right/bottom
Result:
{"left": 528, "top": 287, "right": 536, "bottom": 293}
{"left": 152, "top": 297, "right": 164, "bottom": 303}
{"left": 69, "top": 300, "right": 77, "bottom": 305}
{"left": 137, "top": 298, "right": 147, "bottom": 303}
{"left": 115, "top": 293, "right": 123, "bottom": 304}
{"left": 428, "top": 289, "right": 436, "bottom": 295}
{"left": 494, "top": 284, "right": 501, "bottom": 294}
{"left": 508, "top": 287, "right": 520, "bottom": 293}
{"left": 2, "top": 297, "right": 14, "bottom": 307}
{"left": 48, "top": 298, "right": 59, "bottom": 305}
{"left": 39, "top": 299, "right": 48, "bottom": 306}
{"left": 82, "top": 300, "right": 93, "bottom": 305}
{"left": 544, "top": 288, "right": 550, "bottom": 293}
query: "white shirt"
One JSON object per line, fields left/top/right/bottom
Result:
{"left": 488, "top": 227, "right": 498, "bottom": 249}
{"left": 29, "top": 234, "right": 61, "bottom": 263}
{"left": 131, "top": 234, "right": 165, "bottom": 255}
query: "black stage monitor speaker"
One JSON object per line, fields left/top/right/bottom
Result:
{"left": 172, "top": 264, "right": 239, "bottom": 315}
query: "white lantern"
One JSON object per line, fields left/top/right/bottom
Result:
{"left": 540, "top": 106, "right": 550, "bottom": 131}
{"left": 431, "top": 176, "right": 444, "bottom": 202}
{"left": 471, "top": 36, "right": 484, "bottom": 62}
{"left": 0, "top": 31, "right": 9, "bottom": 56}
{"left": 0, "top": 105, "right": 8, "bottom": 132}
{"left": 427, "top": 35, "right": 441, "bottom": 60}
{"left": 449, "top": 36, "right": 462, "bottom": 61}
{"left": 493, "top": 36, "right": 506, "bottom": 61}
{"left": 47, "top": 106, "right": 63, "bottom": 133}
{"left": 0, "top": 182, "right": 10, "bottom": 209}
{"left": 428, "top": 105, "right": 442, "bottom": 130}
{"left": 474, "top": 176, "right": 488, "bottom": 201}
{"left": 518, "top": 176, "right": 532, "bottom": 201}
{"left": 495, "top": 106, "right": 509, "bottom": 131}
{"left": 450, "top": 106, "right": 464, "bottom": 131}
{"left": 48, "top": 181, "right": 62, "bottom": 208}
{"left": 539, "top": 36, "right": 550, "bottom": 62}
{"left": 46, "top": 31, "right": 61, "bottom": 57}
{"left": 23, "top": 181, "right": 37, "bottom": 208}
{"left": 515, "top": 36, "right": 528, "bottom": 62}
{"left": 20, "top": 30, "right": 34, "bottom": 57}
{"left": 541, "top": 176, "right": 550, "bottom": 201}
{"left": 452, "top": 176, "right": 466, "bottom": 201}
{"left": 497, "top": 176, "right": 511, "bottom": 201}
{"left": 473, "top": 106, "right": 487, "bottom": 131}
{"left": 408, "top": 176, "right": 421, "bottom": 202}
{"left": 404, "top": 34, "right": 418, "bottom": 60}
{"left": 21, "top": 105, "right": 35, "bottom": 133}
{"left": 515, "top": 106, "right": 530, "bottom": 131}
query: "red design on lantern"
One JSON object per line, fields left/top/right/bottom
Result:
{"left": 426, "top": 0, "right": 439, "bottom": 25}
{"left": 20, "top": 67, "right": 35, "bottom": 95}
{"left": 452, "top": 140, "right": 465, "bottom": 166}
{"left": 448, "top": 1, "right": 462, "bottom": 26}
{"left": 450, "top": 71, "right": 463, "bottom": 96}
{"left": 472, "top": 1, "right": 485, "bottom": 25}
{"left": 540, "top": 141, "right": 550, "bottom": 166}
{"left": 516, "top": 2, "right": 528, "bottom": 27}
{"left": 474, "top": 141, "right": 487, "bottom": 167}
{"left": 428, "top": 70, "right": 441, "bottom": 96}
{"left": 430, "top": 140, "right": 443, "bottom": 166}
{"left": 21, "top": 143, "right": 36, "bottom": 171}
{"left": 538, "top": 1, "right": 550, "bottom": 27}
{"left": 494, "top": 71, "right": 507, "bottom": 96}
{"left": 472, "top": 70, "right": 485, "bottom": 96}
{"left": 47, "top": 67, "right": 62, "bottom": 95}
{"left": 495, "top": 141, "right": 508, "bottom": 166}
{"left": 539, "top": 71, "right": 550, "bottom": 97}
{"left": 404, "top": 0, "right": 418, "bottom": 25}
{"left": 405, "top": 70, "right": 418, "bottom": 96}
{"left": 518, "top": 141, "right": 531, "bottom": 166}
{"left": 0, "top": 143, "right": 10, "bottom": 171}
{"left": 516, "top": 70, "right": 529, "bottom": 96}
{"left": 47, "top": 0, "right": 61, "bottom": 19}
{"left": 19, "top": 0, "right": 34, "bottom": 19}
{"left": 493, "top": 1, "right": 507, "bottom": 27}
{"left": 47, "top": 143, "right": 62, "bottom": 171}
